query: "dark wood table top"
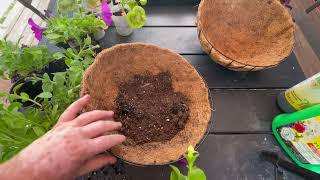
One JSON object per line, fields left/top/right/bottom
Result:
{"left": 51, "top": 0, "right": 313, "bottom": 179}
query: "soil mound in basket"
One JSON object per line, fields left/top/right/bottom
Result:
{"left": 115, "top": 72, "right": 190, "bottom": 145}
{"left": 81, "top": 43, "right": 212, "bottom": 165}
{"left": 197, "top": 0, "right": 295, "bottom": 71}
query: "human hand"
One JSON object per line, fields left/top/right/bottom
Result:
{"left": 0, "top": 95, "right": 125, "bottom": 180}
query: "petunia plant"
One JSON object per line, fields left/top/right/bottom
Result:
{"left": 0, "top": 39, "right": 55, "bottom": 81}
{"left": 0, "top": 36, "right": 98, "bottom": 163}
{"left": 170, "top": 146, "right": 207, "bottom": 180}
{"left": 117, "top": 0, "right": 147, "bottom": 28}
{"left": 57, "top": 0, "right": 80, "bottom": 14}
{"left": 28, "top": 0, "right": 109, "bottom": 46}
{"left": 44, "top": 10, "right": 107, "bottom": 46}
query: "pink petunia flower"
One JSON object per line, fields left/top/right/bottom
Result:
{"left": 28, "top": 18, "right": 45, "bottom": 41}
{"left": 100, "top": 0, "right": 113, "bottom": 26}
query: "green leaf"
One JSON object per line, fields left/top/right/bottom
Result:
{"left": 188, "top": 168, "right": 206, "bottom": 180}
{"left": 12, "top": 83, "right": 23, "bottom": 94}
{"left": 140, "top": 0, "right": 147, "bottom": 6}
{"left": 20, "top": 92, "right": 29, "bottom": 100}
{"left": 126, "top": 6, "right": 146, "bottom": 28}
{"left": 32, "top": 126, "right": 46, "bottom": 137}
{"left": 127, "top": 0, "right": 138, "bottom": 10}
{"left": 53, "top": 52, "right": 65, "bottom": 60}
{"left": 84, "top": 36, "right": 91, "bottom": 46}
{"left": 42, "top": 73, "right": 53, "bottom": 92}
{"left": 0, "top": 91, "right": 7, "bottom": 98}
{"left": 45, "top": 33, "right": 63, "bottom": 40}
{"left": 7, "top": 102, "right": 22, "bottom": 111}
{"left": 37, "top": 92, "right": 52, "bottom": 99}
{"left": 170, "top": 165, "right": 184, "bottom": 180}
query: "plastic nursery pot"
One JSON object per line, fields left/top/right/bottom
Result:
{"left": 93, "top": 28, "right": 106, "bottom": 41}
{"left": 9, "top": 78, "right": 43, "bottom": 108}
{"left": 82, "top": 0, "right": 101, "bottom": 13}
{"left": 44, "top": 58, "right": 68, "bottom": 77}
{"left": 55, "top": 42, "right": 70, "bottom": 50}
{"left": 112, "top": 5, "right": 133, "bottom": 37}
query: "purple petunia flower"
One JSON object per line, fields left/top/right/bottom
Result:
{"left": 28, "top": 18, "right": 45, "bottom": 41}
{"left": 178, "top": 158, "right": 188, "bottom": 166}
{"left": 100, "top": 0, "right": 113, "bottom": 26}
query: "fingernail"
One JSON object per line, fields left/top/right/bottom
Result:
{"left": 111, "top": 158, "right": 117, "bottom": 164}
{"left": 117, "top": 122, "right": 122, "bottom": 127}
{"left": 83, "top": 95, "right": 90, "bottom": 99}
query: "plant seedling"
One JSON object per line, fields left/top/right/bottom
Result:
{"left": 170, "top": 146, "right": 207, "bottom": 180}
{"left": 117, "top": 0, "right": 147, "bottom": 28}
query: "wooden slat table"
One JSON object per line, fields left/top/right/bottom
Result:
{"left": 77, "top": 1, "right": 309, "bottom": 180}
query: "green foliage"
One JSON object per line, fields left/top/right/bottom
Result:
{"left": 44, "top": 10, "right": 107, "bottom": 45}
{"left": 33, "top": 36, "right": 96, "bottom": 114}
{"left": 127, "top": 6, "right": 146, "bottom": 28}
{"left": 57, "top": 0, "right": 80, "bottom": 14}
{"left": 170, "top": 146, "right": 206, "bottom": 180}
{"left": 119, "top": 0, "right": 147, "bottom": 29}
{"left": 0, "top": 36, "right": 97, "bottom": 162}
{"left": 0, "top": 39, "right": 56, "bottom": 79}
{"left": 0, "top": 92, "right": 60, "bottom": 162}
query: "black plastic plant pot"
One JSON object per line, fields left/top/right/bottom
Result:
{"left": 9, "top": 79, "right": 43, "bottom": 108}
{"left": 55, "top": 42, "right": 70, "bottom": 50}
{"left": 44, "top": 59, "right": 68, "bottom": 77}
{"left": 10, "top": 72, "right": 23, "bottom": 84}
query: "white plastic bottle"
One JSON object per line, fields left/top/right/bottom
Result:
{"left": 277, "top": 72, "right": 320, "bottom": 113}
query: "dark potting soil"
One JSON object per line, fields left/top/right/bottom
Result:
{"left": 115, "top": 72, "right": 190, "bottom": 145}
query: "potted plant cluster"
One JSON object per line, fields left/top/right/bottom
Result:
{"left": 0, "top": 35, "right": 97, "bottom": 162}
{"left": 0, "top": 0, "right": 101, "bottom": 162}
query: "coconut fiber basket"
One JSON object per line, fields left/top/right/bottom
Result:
{"left": 197, "top": 0, "right": 295, "bottom": 71}
{"left": 81, "top": 43, "right": 212, "bottom": 165}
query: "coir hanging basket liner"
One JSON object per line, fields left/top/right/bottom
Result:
{"left": 81, "top": 43, "right": 212, "bottom": 165}
{"left": 197, "top": 0, "right": 295, "bottom": 71}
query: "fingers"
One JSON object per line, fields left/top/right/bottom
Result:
{"left": 77, "top": 154, "right": 117, "bottom": 176}
{"left": 75, "top": 110, "right": 114, "bottom": 126}
{"left": 89, "top": 134, "right": 126, "bottom": 155}
{"left": 81, "top": 121, "right": 122, "bottom": 138}
{"left": 57, "top": 95, "right": 90, "bottom": 125}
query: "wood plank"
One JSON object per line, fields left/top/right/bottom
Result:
{"left": 210, "top": 89, "right": 282, "bottom": 133}
{"left": 145, "top": 6, "right": 197, "bottom": 26}
{"left": 101, "top": 27, "right": 202, "bottom": 54}
{"left": 185, "top": 54, "right": 305, "bottom": 88}
{"left": 276, "top": 167, "right": 305, "bottom": 180}
{"left": 79, "top": 134, "right": 280, "bottom": 180}
{"left": 1, "top": 2, "right": 24, "bottom": 38}
{"left": 148, "top": 0, "right": 200, "bottom": 6}
{"left": 290, "top": 0, "right": 320, "bottom": 58}
{"left": 293, "top": 23, "right": 320, "bottom": 77}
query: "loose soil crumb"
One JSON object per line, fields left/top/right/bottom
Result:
{"left": 114, "top": 72, "right": 190, "bottom": 145}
